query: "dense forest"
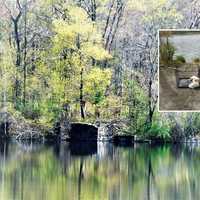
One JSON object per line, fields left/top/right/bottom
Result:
{"left": 0, "top": 0, "right": 200, "bottom": 140}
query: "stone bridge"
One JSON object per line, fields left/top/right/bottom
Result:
{"left": 68, "top": 122, "right": 114, "bottom": 141}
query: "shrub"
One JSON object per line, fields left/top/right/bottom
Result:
{"left": 160, "top": 41, "right": 176, "bottom": 64}
{"left": 193, "top": 58, "right": 200, "bottom": 64}
{"left": 18, "top": 102, "right": 41, "bottom": 120}
{"left": 175, "top": 55, "right": 186, "bottom": 64}
{"left": 146, "top": 122, "right": 170, "bottom": 140}
{"left": 125, "top": 79, "right": 148, "bottom": 135}
{"left": 39, "top": 100, "right": 62, "bottom": 124}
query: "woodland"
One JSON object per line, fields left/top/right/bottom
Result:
{"left": 1, "top": 0, "right": 200, "bottom": 140}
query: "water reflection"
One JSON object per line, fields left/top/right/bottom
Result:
{"left": 0, "top": 141, "right": 199, "bottom": 200}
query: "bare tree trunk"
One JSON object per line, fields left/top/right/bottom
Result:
{"left": 23, "top": 0, "right": 27, "bottom": 106}
{"left": 12, "top": 18, "right": 21, "bottom": 68}
{"left": 76, "top": 34, "right": 85, "bottom": 119}
{"left": 77, "top": 0, "right": 97, "bottom": 21}
{"left": 147, "top": 77, "right": 158, "bottom": 129}
{"left": 80, "top": 68, "right": 85, "bottom": 119}
{"left": 12, "top": 18, "right": 21, "bottom": 107}
{"left": 9, "top": 1, "right": 22, "bottom": 107}
{"left": 91, "top": 0, "right": 97, "bottom": 21}
{"left": 105, "top": 0, "right": 124, "bottom": 52}
{"left": 114, "top": 63, "right": 123, "bottom": 96}
{"left": 103, "top": 0, "right": 115, "bottom": 39}
{"left": 108, "top": 3, "right": 124, "bottom": 53}
{"left": 148, "top": 79, "right": 153, "bottom": 127}
{"left": 102, "top": 0, "right": 124, "bottom": 68}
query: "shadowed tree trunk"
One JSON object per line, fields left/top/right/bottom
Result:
{"left": 147, "top": 157, "right": 154, "bottom": 200}
{"left": 80, "top": 68, "right": 85, "bottom": 119}
{"left": 7, "top": 0, "right": 23, "bottom": 107}
{"left": 78, "top": 158, "right": 84, "bottom": 200}
{"left": 76, "top": 34, "right": 85, "bottom": 119}
{"left": 23, "top": 0, "right": 28, "bottom": 106}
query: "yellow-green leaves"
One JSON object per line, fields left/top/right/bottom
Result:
{"left": 53, "top": 19, "right": 76, "bottom": 50}
{"left": 0, "top": 40, "right": 15, "bottom": 103}
{"left": 52, "top": 5, "right": 111, "bottom": 60}
{"left": 52, "top": 5, "right": 93, "bottom": 49}
{"left": 50, "top": 5, "right": 112, "bottom": 108}
{"left": 84, "top": 68, "right": 112, "bottom": 104}
{"left": 82, "top": 43, "right": 111, "bottom": 60}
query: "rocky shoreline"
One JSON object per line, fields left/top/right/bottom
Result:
{"left": 1, "top": 111, "right": 200, "bottom": 144}
{"left": 0, "top": 111, "right": 118, "bottom": 142}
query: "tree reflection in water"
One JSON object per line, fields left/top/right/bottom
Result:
{"left": 0, "top": 141, "right": 199, "bottom": 200}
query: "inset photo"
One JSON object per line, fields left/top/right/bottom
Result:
{"left": 159, "top": 30, "right": 200, "bottom": 111}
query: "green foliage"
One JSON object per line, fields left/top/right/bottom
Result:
{"left": 4, "top": 4, "right": 112, "bottom": 125}
{"left": 193, "top": 58, "right": 200, "bottom": 64}
{"left": 52, "top": 6, "right": 111, "bottom": 61}
{"left": 84, "top": 68, "right": 111, "bottom": 105}
{"left": 40, "top": 5, "right": 112, "bottom": 122}
{"left": 182, "top": 113, "right": 200, "bottom": 137}
{"left": 160, "top": 41, "right": 176, "bottom": 64}
{"left": 1, "top": 0, "right": 198, "bottom": 142}
{"left": 99, "top": 94, "right": 122, "bottom": 120}
{"left": 39, "top": 99, "right": 63, "bottom": 124}
{"left": 175, "top": 55, "right": 186, "bottom": 64}
{"left": 146, "top": 122, "right": 170, "bottom": 140}
{"left": 124, "top": 77, "right": 148, "bottom": 135}
{"left": 17, "top": 102, "right": 41, "bottom": 120}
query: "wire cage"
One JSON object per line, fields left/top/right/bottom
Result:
{"left": 175, "top": 64, "right": 200, "bottom": 88}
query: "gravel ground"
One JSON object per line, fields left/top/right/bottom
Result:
{"left": 159, "top": 65, "right": 200, "bottom": 111}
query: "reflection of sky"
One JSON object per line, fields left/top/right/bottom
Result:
{"left": 169, "top": 34, "right": 200, "bottom": 63}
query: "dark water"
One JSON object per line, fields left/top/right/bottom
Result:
{"left": 0, "top": 141, "right": 199, "bottom": 200}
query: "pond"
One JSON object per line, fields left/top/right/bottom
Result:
{"left": 0, "top": 140, "right": 199, "bottom": 200}
{"left": 169, "top": 33, "right": 200, "bottom": 62}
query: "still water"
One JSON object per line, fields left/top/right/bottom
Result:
{"left": 0, "top": 141, "right": 199, "bottom": 200}
{"left": 169, "top": 33, "right": 200, "bottom": 62}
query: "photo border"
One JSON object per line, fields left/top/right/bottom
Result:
{"left": 158, "top": 29, "right": 200, "bottom": 113}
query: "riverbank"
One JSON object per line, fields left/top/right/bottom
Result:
{"left": 0, "top": 111, "right": 199, "bottom": 144}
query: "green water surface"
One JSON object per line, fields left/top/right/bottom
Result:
{"left": 0, "top": 141, "right": 198, "bottom": 200}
